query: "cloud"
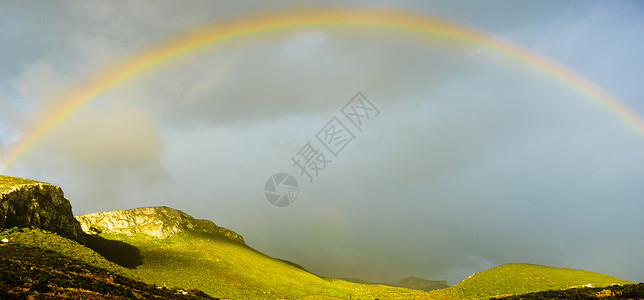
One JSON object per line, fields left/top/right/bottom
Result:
{"left": 124, "top": 31, "right": 479, "bottom": 131}
{"left": 3, "top": 0, "right": 644, "bottom": 286}
{"left": 11, "top": 61, "right": 68, "bottom": 106}
{"left": 44, "top": 104, "right": 163, "bottom": 168}
{"left": 0, "top": 95, "right": 20, "bottom": 150}
{"left": 17, "top": 103, "right": 167, "bottom": 213}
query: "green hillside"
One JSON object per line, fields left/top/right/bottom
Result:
{"left": 2, "top": 227, "right": 637, "bottom": 300}
{"left": 0, "top": 227, "right": 434, "bottom": 299}
{"left": 1, "top": 175, "right": 637, "bottom": 299}
{"left": 98, "top": 230, "right": 433, "bottom": 299}
{"left": 433, "top": 263, "right": 634, "bottom": 299}
{"left": 0, "top": 228, "right": 214, "bottom": 299}
{"left": 0, "top": 227, "right": 127, "bottom": 276}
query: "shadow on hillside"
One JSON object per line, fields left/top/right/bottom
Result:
{"left": 84, "top": 234, "right": 143, "bottom": 268}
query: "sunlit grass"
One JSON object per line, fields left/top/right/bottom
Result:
{"left": 0, "top": 227, "right": 128, "bottom": 277}
{"left": 432, "top": 263, "right": 634, "bottom": 299}
{"left": 0, "top": 175, "right": 43, "bottom": 194}
{"left": 1, "top": 175, "right": 634, "bottom": 299}
{"left": 100, "top": 231, "right": 434, "bottom": 299}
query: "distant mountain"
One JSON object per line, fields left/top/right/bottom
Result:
{"left": 339, "top": 276, "right": 449, "bottom": 292}
{"left": 337, "top": 277, "right": 393, "bottom": 286}
{"left": 434, "top": 263, "right": 634, "bottom": 299}
{"left": 396, "top": 276, "right": 449, "bottom": 291}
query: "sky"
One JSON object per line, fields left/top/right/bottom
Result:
{"left": 1, "top": 0, "right": 644, "bottom": 285}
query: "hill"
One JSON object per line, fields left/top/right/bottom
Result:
{"left": 433, "top": 263, "right": 634, "bottom": 299}
{"left": 1, "top": 174, "right": 638, "bottom": 299}
{"left": 0, "top": 233, "right": 215, "bottom": 299}
{"left": 75, "top": 207, "right": 434, "bottom": 299}
{"left": 339, "top": 276, "right": 449, "bottom": 292}
{"left": 0, "top": 175, "right": 433, "bottom": 299}
{"left": 338, "top": 277, "right": 391, "bottom": 285}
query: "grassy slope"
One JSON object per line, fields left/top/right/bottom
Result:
{"left": 0, "top": 244, "right": 215, "bottom": 299}
{"left": 431, "top": 263, "right": 634, "bottom": 299}
{"left": 1, "top": 175, "right": 635, "bottom": 299}
{"left": 0, "top": 228, "right": 432, "bottom": 299}
{"left": 0, "top": 227, "right": 128, "bottom": 276}
{"left": 0, "top": 174, "right": 42, "bottom": 193}
{"left": 0, "top": 175, "right": 430, "bottom": 299}
{"left": 102, "top": 231, "right": 434, "bottom": 300}
{"left": 1, "top": 228, "right": 635, "bottom": 300}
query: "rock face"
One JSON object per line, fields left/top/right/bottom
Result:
{"left": 0, "top": 175, "right": 85, "bottom": 243}
{"left": 75, "top": 206, "right": 245, "bottom": 244}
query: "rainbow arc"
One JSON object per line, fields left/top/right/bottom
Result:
{"left": 1, "top": 7, "right": 641, "bottom": 173}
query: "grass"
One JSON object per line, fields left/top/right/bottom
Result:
{"left": 431, "top": 263, "right": 634, "bottom": 299}
{"left": 2, "top": 175, "right": 636, "bottom": 299}
{"left": 0, "top": 240, "right": 215, "bottom": 299}
{"left": 0, "top": 227, "right": 636, "bottom": 300}
{"left": 98, "top": 230, "right": 434, "bottom": 300}
{"left": 2, "top": 227, "right": 636, "bottom": 300}
{"left": 0, "top": 227, "right": 128, "bottom": 276}
{"left": 0, "top": 175, "right": 632, "bottom": 299}
{"left": 0, "top": 174, "right": 432, "bottom": 299}
{"left": 324, "top": 278, "right": 451, "bottom": 300}
{"left": 0, "top": 175, "right": 43, "bottom": 194}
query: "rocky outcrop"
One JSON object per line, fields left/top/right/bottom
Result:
{"left": 75, "top": 206, "right": 245, "bottom": 244}
{"left": 0, "top": 175, "right": 85, "bottom": 243}
{"left": 0, "top": 175, "right": 244, "bottom": 245}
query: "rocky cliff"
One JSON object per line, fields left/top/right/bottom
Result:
{"left": 0, "top": 175, "right": 85, "bottom": 242}
{"left": 75, "top": 206, "right": 245, "bottom": 244}
{"left": 0, "top": 175, "right": 244, "bottom": 245}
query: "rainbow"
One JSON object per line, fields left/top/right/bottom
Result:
{"left": 1, "top": 7, "right": 642, "bottom": 173}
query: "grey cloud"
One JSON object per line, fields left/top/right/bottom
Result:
{"left": 2, "top": 0, "right": 643, "bottom": 287}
